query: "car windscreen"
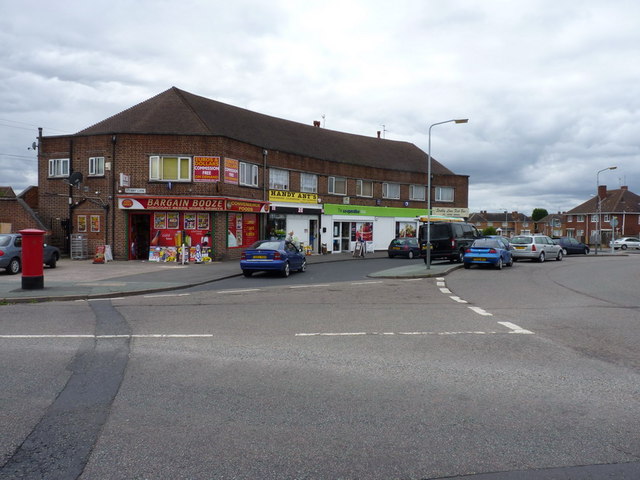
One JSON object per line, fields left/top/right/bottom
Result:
{"left": 510, "top": 236, "right": 532, "bottom": 244}
{"left": 0, "top": 235, "right": 11, "bottom": 247}
{"left": 472, "top": 239, "right": 500, "bottom": 248}
{"left": 255, "top": 241, "right": 282, "bottom": 250}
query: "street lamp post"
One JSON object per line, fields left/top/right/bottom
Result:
{"left": 595, "top": 166, "right": 617, "bottom": 255}
{"left": 426, "top": 118, "right": 468, "bottom": 269}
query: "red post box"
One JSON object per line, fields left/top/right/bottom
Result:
{"left": 19, "top": 229, "right": 46, "bottom": 290}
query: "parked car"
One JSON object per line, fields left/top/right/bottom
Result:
{"left": 553, "top": 237, "right": 590, "bottom": 255}
{"left": 610, "top": 237, "right": 640, "bottom": 250}
{"left": 510, "top": 234, "right": 563, "bottom": 262}
{"left": 387, "top": 237, "right": 421, "bottom": 259}
{"left": 483, "top": 235, "right": 512, "bottom": 250}
{"left": 418, "top": 222, "right": 481, "bottom": 263}
{"left": 0, "top": 233, "right": 60, "bottom": 274}
{"left": 240, "top": 239, "right": 306, "bottom": 277}
{"left": 463, "top": 238, "right": 513, "bottom": 270}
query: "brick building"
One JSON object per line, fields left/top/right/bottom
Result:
{"left": 468, "top": 211, "right": 531, "bottom": 237}
{"left": 564, "top": 185, "right": 640, "bottom": 245}
{"left": 37, "top": 87, "right": 470, "bottom": 261}
{"left": 0, "top": 186, "right": 47, "bottom": 234}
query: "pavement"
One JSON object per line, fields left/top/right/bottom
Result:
{"left": 0, "top": 251, "right": 460, "bottom": 304}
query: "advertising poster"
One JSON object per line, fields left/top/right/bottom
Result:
{"left": 184, "top": 213, "right": 196, "bottom": 230}
{"left": 77, "top": 215, "right": 87, "bottom": 232}
{"left": 396, "top": 222, "right": 416, "bottom": 237}
{"left": 197, "top": 213, "right": 210, "bottom": 230}
{"left": 90, "top": 215, "right": 101, "bottom": 233}
{"left": 224, "top": 158, "right": 239, "bottom": 184}
{"left": 154, "top": 212, "right": 167, "bottom": 229}
{"left": 167, "top": 212, "right": 180, "bottom": 229}
{"left": 193, "top": 156, "right": 220, "bottom": 182}
{"left": 228, "top": 213, "right": 258, "bottom": 248}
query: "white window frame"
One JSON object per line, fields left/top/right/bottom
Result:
{"left": 382, "top": 182, "right": 400, "bottom": 199}
{"left": 149, "top": 155, "right": 191, "bottom": 182}
{"left": 591, "top": 214, "right": 598, "bottom": 223}
{"left": 410, "top": 184, "right": 426, "bottom": 201}
{"left": 89, "top": 156, "right": 105, "bottom": 176}
{"left": 48, "top": 158, "right": 69, "bottom": 178}
{"left": 356, "top": 179, "right": 373, "bottom": 197}
{"left": 435, "top": 186, "right": 454, "bottom": 202}
{"left": 577, "top": 215, "right": 585, "bottom": 222}
{"left": 328, "top": 176, "right": 347, "bottom": 195}
{"left": 603, "top": 214, "right": 610, "bottom": 223}
{"left": 269, "top": 168, "right": 289, "bottom": 190}
{"left": 567, "top": 215, "right": 573, "bottom": 222}
{"left": 240, "top": 162, "right": 259, "bottom": 187}
{"left": 300, "top": 173, "right": 317, "bottom": 193}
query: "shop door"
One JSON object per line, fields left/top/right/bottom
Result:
{"left": 309, "top": 219, "right": 318, "bottom": 253}
{"left": 129, "top": 213, "right": 151, "bottom": 260}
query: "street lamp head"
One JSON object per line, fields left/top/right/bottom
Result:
{"left": 454, "top": 119, "right": 469, "bottom": 124}
{"left": 609, "top": 166, "right": 617, "bottom": 170}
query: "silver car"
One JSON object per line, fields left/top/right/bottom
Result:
{"left": 610, "top": 237, "right": 640, "bottom": 250}
{"left": 510, "top": 234, "right": 563, "bottom": 262}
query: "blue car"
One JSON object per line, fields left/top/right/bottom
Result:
{"left": 463, "top": 238, "right": 513, "bottom": 270}
{"left": 240, "top": 239, "right": 307, "bottom": 277}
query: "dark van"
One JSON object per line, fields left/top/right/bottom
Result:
{"left": 419, "top": 222, "right": 481, "bottom": 263}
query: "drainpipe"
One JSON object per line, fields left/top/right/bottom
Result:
{"left": 111, "top": 135, "right": 117, "bottom": 253}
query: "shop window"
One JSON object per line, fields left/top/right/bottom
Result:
{"left": 356, "top": 179, "right": 373, "bottom": 197}
{"left": 48, "top": 158, "right": 69, "bottom": 177}
{"left": 410, "top": 184, "right": 425, "bottom": 201}
{"left": 240, "top": 162, "right": 259, "bottom": 187}
{"left": 435, "top": 186, "right": 454, "bottom": 202}
{"left": 328, "top": 176, "right": 346, "bottom": 195}
{"left": 228, "top": 213, "right": 259, "bottom": 248}
{"left": 267, "top": 214, "right": 287, "bottom": 239}
{"left": 382, "top": 183, "right": 400, "bottom": 199}
{"left": 89, "top": 156, "right": 105, "bottom": 176}
{"left": 300, "top": 173, "right": 317, "bottom": 193}
{"left": 269, "top": 168, "right": 289, "bottom": 190}
{"left": 149, "top": 156, "right": 191, "bottom": 182}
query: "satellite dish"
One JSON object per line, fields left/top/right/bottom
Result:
{"left": 69, "top": 171, "right": 83, "bottom": 187}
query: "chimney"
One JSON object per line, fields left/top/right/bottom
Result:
{"left": 621, "top": 185, "right": 628, "bottom": 191}
{"left": 377, "top": 131, "right": 381, "bottom": 139}
{"left": 598, "top": 185, "right": 607, "bottom": 200}
{"left": 313, "top": 120, "right": 321, "bottom": 128}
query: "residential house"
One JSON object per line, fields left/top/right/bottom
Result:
{"left": 468, "top": 211, "right": 532, "bottom": 237}
{"left": 536, "top": 213, "right": 564, "bottom": 237}
{"left": 0, "top": 186, "right": 47, "bottom": 234}
{"left": 565, "top": 185, "right": 640, "bottom": 246}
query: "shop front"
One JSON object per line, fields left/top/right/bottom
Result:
{"left": 321, "top": 204, "right": 428, "bottom": 253}
{"left": 118, "top": 195, "right": 268, "bottom": 262}
{"left": 267, "top": 190, "right": 322, "bottom": 253}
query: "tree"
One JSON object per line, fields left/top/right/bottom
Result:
{"left": 482, "top": 226, "right": 498, "bottom": 235}
{"left": 531, "top": 208, "right": 549, "bottom": 222}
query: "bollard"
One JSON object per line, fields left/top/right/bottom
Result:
{"left": 20, "top": 229, "right": 45, "bottom": 290}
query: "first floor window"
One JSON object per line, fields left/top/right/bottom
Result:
{"left": 48, "top": 158, "right": 69, "bottom": 177}
{"left": 300, "top": 173, "right": 317, "bottom": 193}
{"left": 356, "top": 179, "right": 373, "bottom": 197}
{"left": 269, "top": 168, "right": 289, "bottom": 190}
{"left": 382, "top": 182, "right": 400, "bottom": 199}
{"left": 435, "top": 186, "right": 454, "bottom": 202}
{"left": 149, "top": 156, "right": 191, "bottom": 181}
{"left": 328, "top": 176, "right": 347, "bottom": 195}
{"left": 89, "top": 156, "right": 105, "bottom": 176}
{"left": 410, "top": 184, "right": 425, "bottom": 201}
{"left": 240, "top": 162, "right": 259, "bottom": 187}
{"left": 577, "top": 215, "right": 585, "bottom": 222}
{"left": 591, "top": 214, "right": 598, "bottom": 222}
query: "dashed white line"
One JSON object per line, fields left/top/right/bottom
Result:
{"left": 449, "top": 296, "right": 468, "bottom": 303}
{"left": 0, "top": 334, "right": 214, "bottom": 339}
{"left": 351, "top": 281, "right": 383, "bottom": 285}
{"left": 468, "top": 306, "right": 493, "bottom": 316}
{"left": 144, "top": 293, "right": 191, "bottom": 298}
{"left": 218, "top": 288, "right": 261, "bottom": 294}
{"left": 498, "top": 321, "right": 534, "bottom": 334}
{"left": 439, "top": 287, "right": 452, "bottom": 294}
{"left": 436, "top": 281, "right": 446, "bottom": 287}
{"left": 289, "top": 284, "right": 330, "bottom": 289}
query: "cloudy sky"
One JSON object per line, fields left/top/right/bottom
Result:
{"left": 1, "top": 0, "right": 639, "bottom": 215}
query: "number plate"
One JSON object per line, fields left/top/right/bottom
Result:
{"left": 514, "top": 246, "right": 525, "bottom": 249}
{"left": 473, "top": 257, "right": 487, "bottom": 262}
{"left": 252, "top": 255, "right": 267, "bottom": 259}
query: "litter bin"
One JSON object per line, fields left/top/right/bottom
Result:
{"left": 321, "top": 243, "right": 328, "bottom": 255}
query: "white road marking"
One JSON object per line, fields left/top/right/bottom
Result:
{"left": 289, "top": 284, "right": 330, "bottom": 289}
{"left": 218, "top": 288, "right": 261, "bottom": 294}
{"left": 401, "top": 278, "right": 423, "bottom": 282}
{"left": 468, "top": 306, "right": 493, "bottom": 316}
{"left": 436, "top": 281, "right": 446, "bottom": 287}
{"left": 87, "top": 297, "right": 125, "bottom": 301}
{"left": 436, "top": 277, "right": 445, "bottom": 281}
{"left": 450, "top": 296, "right": 468, "bottom": 303}
{"left": 144, "top": 293, "right": 191, "bottom": 298}
{"left": 439, "top": 287, "right": 452, "bottom": 294}
{"left": 296, "top": 331, "right": 502, "bottom": 337}
{"left": 351, "top": 281, "right": 383, "bottom": 285}
{"left": 498, "top": 321, "right": 534, "bottom": 334}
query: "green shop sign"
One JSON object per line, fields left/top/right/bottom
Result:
{"left": 323, "top": 204, "right": 427, "bottom": 218}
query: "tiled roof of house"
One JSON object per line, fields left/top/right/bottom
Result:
{"left": 469, "top": 211, "right": 531, "bottom": 223}
{"left": 75, "top": 87, "right": 457, "bottom": 176}
{"left": 0, "top": 186, "right": 16, "bottom": 198}
{"left": 566, "top": 187, "right": 640, "bottom": 214}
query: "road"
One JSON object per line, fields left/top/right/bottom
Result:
{"left": 1, "top": 255, "right": 639, "bottom": 479}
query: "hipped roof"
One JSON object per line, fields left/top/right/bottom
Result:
{"left": 75, "top": 87, "right": 456, "bottom": 176}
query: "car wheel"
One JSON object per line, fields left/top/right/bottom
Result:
{"left": 281, "top": 261, "right": 290, "bottom": 277}
{"left": 242, "top": 270, "right": 252, "bottom": 277}
{"left": 562, "top": 248, "right": 568, "bottom": 256}
{"left": 538, "top": 252, "right": 545, "bottom": 263}
{"left": 298, "top": 259, "right": 307, "bottom": 272}
{"left": 8, "top": 258, "right": 21, "bottom": 274}
{"left": 584, "top": 247, "right": 590, "bottom": 254}
{"left": 47, "top": 253, "right": 59, "bottom": 268}
{"left": 463, "top": 263, "right": 471, "bottom": 269}
{"left": 621, "top": 244, "right": 627, "bottom": 250}
{"left": 512, "top": 257, "right": 518, "bottom": 262}
{"left": 407, "top": 250, "right": 414, "bottom": 259}
{"left": 556, "top": 250, "right": 563, "bottom": 261}
{"left": 496, "top": 258, "right": 503, "bottom": 270}
{"left": 507, "top": 255, "right": 513, "bottom": 267}
{"left": 388, "top": 253, "right": 393, "bottom": 258}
